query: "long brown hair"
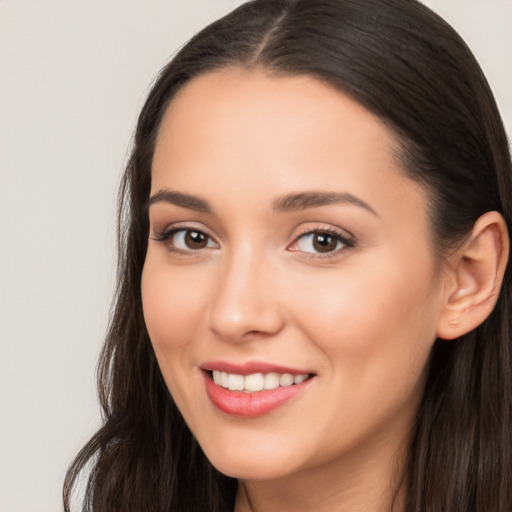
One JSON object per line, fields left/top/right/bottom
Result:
{"left": 64, "top": 1, "right": 512, "bottom": 510}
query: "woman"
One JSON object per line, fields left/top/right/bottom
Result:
{"left": 64, "top": 0, "right": 512, "bottom": 510}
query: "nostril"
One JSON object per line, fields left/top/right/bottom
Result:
{"left": 206, "top": 276, "right": 286, "bottom": 343}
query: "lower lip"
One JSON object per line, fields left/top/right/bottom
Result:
{"left": 203, "top": 372, "right": 313, "bottom": 417}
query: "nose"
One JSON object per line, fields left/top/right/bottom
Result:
{"left": 207, "top": 249, "right": 286, "bottom": 343}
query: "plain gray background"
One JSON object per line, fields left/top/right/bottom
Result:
{"left": 1, "top": 1, "right": 510, "bottom": 510}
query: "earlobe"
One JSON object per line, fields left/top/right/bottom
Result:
{"left": 437, "top": 211, "right": 509, "bottom": 340}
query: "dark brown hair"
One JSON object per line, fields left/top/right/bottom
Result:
{"left": 64, "top": 1, "right": 512, "bottom": 510}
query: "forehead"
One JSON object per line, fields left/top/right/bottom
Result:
{"left": 151, "top": 68, "right": 427, "bottom": 227}
{"left": 154, "top": 69, "right": 395, "bottom": 173}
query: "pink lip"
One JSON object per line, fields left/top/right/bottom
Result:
{"left": 201, "top": 364, "right": 315, "bottom": 418}
{"left": 201, "top": 360, "right": 313, "bottom": 376}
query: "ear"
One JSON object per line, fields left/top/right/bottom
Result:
{"left": 437, "top": 211, "right": 509, "bottom": 340}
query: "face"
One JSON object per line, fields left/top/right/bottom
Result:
{"left": 142, "top": 69, "right": 446, "bottom": 482}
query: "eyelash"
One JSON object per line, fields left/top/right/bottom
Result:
{"left": 289, "top": 227, "right": 355, "bottom": 258}
{"left": 152, "top": 226, "right": 355, "bottom": 257}
{"left": 152, "top": 227, "right": 218, "bottom": 254}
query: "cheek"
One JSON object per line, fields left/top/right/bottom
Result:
{"left": 141, "top": 258, "right": 212, "bottom": 415}
{"left": 141, "top": 258, "right": 206, "bottom": 352}
{"left": 291, "top": 254, "right": 440, "bottom": 377}
{"left": 289, "top": 258, "right": 440, "bottom": 449}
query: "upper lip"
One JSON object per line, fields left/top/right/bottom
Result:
{"left": 201, "top": 360, "right": 314, "bottom": 376}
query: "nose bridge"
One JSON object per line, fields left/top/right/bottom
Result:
{"left": 207, "top": 243, "right": 284, "bottom": 342}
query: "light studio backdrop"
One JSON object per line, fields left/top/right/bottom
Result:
{"left": 0, "top": 1, "right": 510, "bottom": 511}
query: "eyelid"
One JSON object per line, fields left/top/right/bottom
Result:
{"left": 151, "top": 221, "right": 355, "bottom": 257}
{"left": 287, "top": 225, "right": 356, "bottom": 257}
{"left": 151, "top": 223, "right": 220, "bottom": 252}
{"left": 152, "top": 220, "right": 214, "bottom": 239}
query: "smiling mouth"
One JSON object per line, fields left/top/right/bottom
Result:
{"left": 205, "top": 370, "right": 314, "bottom": 393}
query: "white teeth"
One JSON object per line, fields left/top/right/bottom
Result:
{"left": 294, "top": 374, "right": 308, "bottom": 384}
{"left": 244, "top": 373, "right": 264, "bottom": 392}
{"left": 228, "top": 373, "right": 244, "bottom": 391}
{"left": 264, "top": 372, "right": 280, "bottom": 390}
{"left": 211, "top": 370, "right": 310, "bottom": 392}
{"left": 279, "top": 373, "right": 294, "bottom": 386}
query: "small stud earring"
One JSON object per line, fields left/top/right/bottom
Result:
{"left": 449, "top": 319, "right": 459, "bottom": 328}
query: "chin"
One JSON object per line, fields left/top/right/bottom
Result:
{"left": 210, "top": 457, "right": 293, "bottom": 481}
{"left": 200, "top": 438, "right": 304, "bottom": 481}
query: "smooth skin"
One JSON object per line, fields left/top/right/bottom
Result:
{"left": 141, "top": 69, "right": 508, "bottom": 512}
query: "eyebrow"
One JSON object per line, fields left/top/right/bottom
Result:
{"left": 272, "top": 191, "right": 378, "bottom": 216}
{"left": 147, "top": 189, "right": 377, "bottom": 216}
{"left": 147, "top": 190, "right": 212, "bottom": 213}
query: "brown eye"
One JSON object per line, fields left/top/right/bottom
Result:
{"left": 154, "top": 228, "right": 218, "bottom": 252}
{"left": 184, "top": 230, "right": 209, "bottom": 249}
{"left": 312, "top": 232, "right": 338, "bottom": 253}
{"left": 289, "top": 229, "right": 352, "bottom": 256}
